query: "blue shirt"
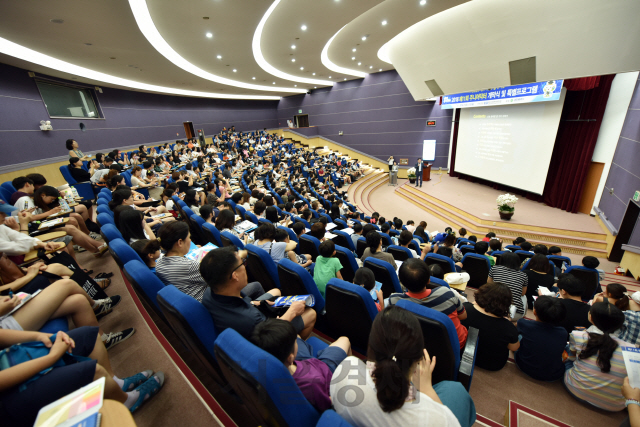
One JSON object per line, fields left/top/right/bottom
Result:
{"left": 515, "top": 318, "right": 567, "bottom": 381}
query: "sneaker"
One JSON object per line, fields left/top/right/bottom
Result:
{"left": 129, "top": 372, "right": 165, "bottom": 413}
{"left": 121, "top": 370, "right": 153, "bottom": 392}
{"left": 73, "top": 245, "right": 87, "bottom": 253}
{"left": 103, "top": 328, "right": 136, "bottom": 350}
{"left": 93, "top": 244, "right": 109, "bottom": 258}
{"left": 93, "top": 295, "right": 121, "bottom": 319}
{"left": 89, "top": 232, "right": 103, "bottom": 240}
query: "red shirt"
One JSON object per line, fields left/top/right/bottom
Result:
{"left": 406, "top": 289, "right": 468, "bottom": 348}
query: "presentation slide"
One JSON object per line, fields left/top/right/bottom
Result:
{"left": 454, "top": 88, "right": 566, "bottom": 194}
{"left": 422, "top": 140, "right": 436, "bottom": 161}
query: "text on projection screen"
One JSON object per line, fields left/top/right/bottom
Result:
{"left": 454, "top": 88, "right": 566, "bottom": 194}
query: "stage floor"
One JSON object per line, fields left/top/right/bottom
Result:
{"left": 403, "top": 173, "right": 604, "bottom": 234}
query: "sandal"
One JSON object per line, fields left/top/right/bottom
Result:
{"left": 95, "top": 272, "right": 114, "bottom": 279}
{"left": 84, "top": 269, "right": 94, "bottom": 275}
{"left": 129, "top": 372, "right": 165, "bottom": 413}
{"left": 95, "top": 278, "right": 111, "bottom": 290}
{"left": 121, "top": 370, "right": 153, "bottom": 392}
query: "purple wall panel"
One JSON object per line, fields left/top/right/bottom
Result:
{"left": 0, "top": 63, "right": 278, "bottom": 167}
{"left": 277, "top": 71, "right": 453, "bottom": 168}
{"left": 597, "top": 75, "right": 640, "bottom": 230}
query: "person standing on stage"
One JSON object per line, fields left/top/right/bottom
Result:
{"left": 415, "top": 158, "right": 423, "bottom": 187}
{"left": 387, "top": 156, "right": 394, "bottom": 171}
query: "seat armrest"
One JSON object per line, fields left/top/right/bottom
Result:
{"left": 458, "top": 327, "right": 479, "bottom": 391}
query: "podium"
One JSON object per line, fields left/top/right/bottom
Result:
{"left": 423, "top": 163, "right": 431, "bottom": 181}
{"left": 389, "top": 171, "right": 398, "bottom": 186}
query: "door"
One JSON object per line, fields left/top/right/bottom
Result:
{"left": 610, "top": 199, "right": 640, "bottom": 262}
{"left": 294, "top": 114, "right": 309, "bottom": 128}
{"left": 577, "top": 162, "right": 604, "bottom": 215}
{"left": 183, "top": 122, "right": 195, "bottom": 139}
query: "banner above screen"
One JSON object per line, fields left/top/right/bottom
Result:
{"left": 441, "top": 79, "right": 564, "bottom": 109}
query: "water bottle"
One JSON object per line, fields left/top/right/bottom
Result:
{"left": 71, "top": 187, "right": 79, "bottom": 198}
{"left": 58, "top": 197, "right": 70, "bottom": 212}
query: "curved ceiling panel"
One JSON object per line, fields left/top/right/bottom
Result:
{"left": 386, "top": 0, "right": 640, "bottom": 100}
{"left": 321, "top": 25, "right": 367, "bottom": 78}
{"left": 129, "top": 0, "right": 304, "bottom": 93}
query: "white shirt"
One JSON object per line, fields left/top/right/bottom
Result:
{"left": 330, "top": 357, "right": 460, "bottom": 427}
{"left": 0, "top": 224, "right": 41, "bottom": 256}
{"left": 91, "top": 168, "right": 110, "bottom": 184}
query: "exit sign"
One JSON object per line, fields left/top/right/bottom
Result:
{"left": 426, "top": 120, "right": 436, "bottom": 126}
{"left": 298, "top": 109, "right": 302, "bottom": 114}
{"left": 634, "top": 191, "right": 640, "bottom": 202}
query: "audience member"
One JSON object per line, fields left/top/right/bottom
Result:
{"left": 555, "top": 274, "right": 592, "bottom": 337}
{"left": 361, "top": 231, "right": 395, "bottom": 266}
{"left": 523, "top": 254, "right": 555, "bottom": 308}
{"left": 354, "top": 267, "right": 382, "bottom": 311}
{"left": 488, "top": 252, "right": 528, "bottom": 319}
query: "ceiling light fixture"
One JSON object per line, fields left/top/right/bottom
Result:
{"left": 294, "top": 85, "right": 297, "bottom": 87}
{"left": 127, "top": 0, "right": 303, "bottom": 93}
{"left": 0, "top": 36, "right": 280, "bottom": 100}
{"left": 251, "top": 0, "right": 332, "bottom": 85}
{"left": 273, "top": 82, "right": 276, "bottom": 84}
{"left": 321, "top": 24, "right": 367, "bottom": 78}
{"left": 300, "top": 67, "right": 304, "bottom": 70}
{"left": 312, "top": 72, "right": 316, "bottom": 75}
{"left": 351, "top": 57, "right": 355, "bottom": 60}
{"left": 232, "top": 69, "right": 237, "bottom": 72}
{"left": 362, "top": 36, "right": 367, "bottom": 41}
{"left": 206, "top": 32, "right": 213, "bottom": 38}
{"left": 382, "top": 20, "right": 387, "bottom": 25}
{"left": 357, "top": 62, "right": 361, "bottom": 66}
{"left": 301, "top": 25, "right": 307, "bottom": 31}
{"left": 369, "top": 65, "right": 373, "bottom": 69}
{"left": 379, "top": 68, "right": 382, "bottom": 71}
{"left": 420, "top": 0, "right": 426, "bottom": 4}
{"left": 344, "top": 78, "right": 347, "bottom": 80}
{"left": 216, "top": 55, "right": 222, "bottom": 59}
{"left": 291, "top": 45, "right": 296, "bottom": 49}
{"left": 314, "top": 86, "right": 317, "bottom": 88}
{"left": 252, "top": 77, "right": 256, "bottom": 79}
{"left": 291, "top": 58, "right": 295, "bottom": 62}
{"left": 352, "top": 48, "right": 356, "bottom": 52}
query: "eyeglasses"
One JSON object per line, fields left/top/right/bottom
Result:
{"left": 229, "top": 257, "right": 247, "bottom": 277}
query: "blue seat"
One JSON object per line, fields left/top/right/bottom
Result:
{"left": 245, "top": 244, "right": 280, "bottom": 290}
{"left": 123, "top": 260, "right": 166, "bottom": 317}
{"left": 235, "top": 204, "right": 246, "bottom": 220}
{"left": 424, "top": 253, "right": 456, "bottom": 274}
{"left": 220, "top": 230, "right": 245, "bottom": 249}
{"left": 299, "top": 235, "right": 321, "bottom": 262}
{"left": 309, "top": 209, "right": 319, "bottom": 218}
{"left": 319, "top": 212, "right": 333, "bottom": 223}
{"left": 100, "top": 223, "right": 122, "bottom": 243}
{"left": 514, "top": 250, "right": 534, "bottom": 264}
{"left": 202, "top": 223, "right": 223, "bottom": 247}
{"left": 504, "top": 245, "right": 521, "bottom": 252}
{"left": 456, "top": 238, "right": 473, "bottom": 248}
{"left": 325, "top": 279, "right": 378, "bottom": 354}
{"left": 97, "top": 212, "right": 115, "bottom": 228}
{"left": 565, "top": 266, "right": 602, "bottom": 301}
{"left": 334, "top": 245, "right": 359, "bottom": 283}
{"left": 245, "top": 211, "right": 259, "bottom": 225}
{"left": 333, "top": 218, "right": 348, "bottom": 230}
{"left": 108, "top": 238, "right": 144, "bottom": 268}
{"left": 387, "top": 245, "right": 413, "bottom": 262}
{"left": 363, "top": 257, "right": 402, "bottom": 299}
{"left": 395, "top": 300, "right": 479, "bottom": 391}
{"left": 58, "top": 165, "right": 95, "bottom": 200}
{"left": 214, "top": 329, "right": 320, "bottom": 427}
{"left": 156, "top": 285, "right": 225, "bottom": 384}
{"left": 1, "top": 181, "right": 17, "bottom": 196}
{"left": 331, "top": 230, "right": 355, "bottom": 252}
{"left": 258, "top": 218, "right": 272, "bottom": 226}
{"left": 461, "top": 253, "right": 491, "bottom": 287}
{"left": 429, "top": 277, "right": 450, "bottom": 288}
{"left": 0, "top": 190, "right": 13, "bottom": 204}
{"left": 96, "top": 204, "right": 112, "bottom": 217}
{"left": 355, "top": 236, "right": 367, "bottom": 258}
{"left": 408, "top": 240, "right": 422, "bottom": 256}
{"left": 491, "top": 250, "right": 505, "bottom": 265}
{"left": 295, "top": 217, "right": 311, "bottom": 229}
{"left": 96, "top": 198, "right": 109, "bottom": 207}
{"left": 39, "top": 318, "right": 70, "bottom": 335}
{"left": 459, "top": 245, "right": 475, "bottom": 256}
{"left": 379, "top": 232, "right": 392, "bottom": 247}
{"left": 188, "top": 213, "right": 208, "bottom": 246}
{"left": 548, "top": 255, "right": 571, "bottom": 269}
{"left": 277, "top": 259, "right": 325, "bottom": 312}
{"left": 413, "top": 234, "right": 425, "bottom": 244}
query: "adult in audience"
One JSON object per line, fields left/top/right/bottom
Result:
{"left": 460, "top": 283, "right": 519, "bottom": 371}
{"left": 200, "top": 247, "right": 316, "bottom": 339}
{"left": 330, "top": 305, "right": 476, "bottom": 427}
{"left": 361, "top": 231, "right": 395, "bottom": 266}
{"left": 254, "top": 223, "right": 297, "bottom": 264}
{"left": 119, "top": 209, "right": 156, "bottom": 244}
{"left": 515, "top": 296, "right": 567, "bottom": 381}
{"left": 523, "top": 254, "right": 555, "bottom": 309}
{"left": 215, "top": 209, "right": 248, "bottom": 245}
{"left": 66, "top": 138, "right": 91, "bottom": 160}
{"left": 414, "top": 226, "right": 430, "bottom": 244}
{"left": 68, "top": 157, "right": 96, "bottom": 183}
{"left": 487, "top": 252, "right": 528, "bottom": 319}
{"left": 350, "top": 222, "right": 363, "bottom": 248}
{"left": 564, "top": 302, "right": 630, "bottom": 411}
{"left": 398, "top": 230, "right": 422, "bottom": 258}
{"left": 555, "top": 274, "right": 592, "bottom": 337}
{"left": 389, "top": 259, "right": 468, "bottom": 348}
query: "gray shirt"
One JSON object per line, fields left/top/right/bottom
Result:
{"left": 256, "top": 241, "right": 288, "bottom": 263}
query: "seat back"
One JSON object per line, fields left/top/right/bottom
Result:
{"left": 387, "top": 245, "right": 412, "bottom": 262}
{"left": 548, "top": 255, "right": 571, "bottom": 269}
{"left": 355, "top": 237, "right": 367, "bottom": 259}
{"left": 214, "top": 328, "right": 319, "bottom": 427}
{"left": 408, "top": 240, "right": 422, "bottom": 256}
{"left": 460, "top": 245, "right": 475, "bottom": 256}
{"left": 97, "top": 212, "right": 115, "bottom": 228}
{"left": 245, "top": 211, "right": 259, "bottom": 225}
{"left": 299, "top": 235, "right": 320, "bottom": 262}
{"left": 331, "top": 230, "right": 355, "bottom": 252}
{"left": 491, "top": 251, "right": 505, "bottom": 265}
{"left": 235, "top": 204, "right": 246, "bottom": 220}
{"left": 157, "top": 285, "right": 224, "bottom": 383}
{"left": 505, "top": 245, "right": 521, "bottom": 252}
{"left": 395, "top": 300, "right": 459, "bottom": 385}
{"left": 202, "top": 223, "right": 223, "bottom": 247}
{"left": 59, "top": 165, "right": 77, "bottom": 185}
{"left": 429, "top": 277, "right": 450, "bottom": 288}
{"left": 565, "top": 266, "right": 600, "bottom": 301}
{"left": 220, "top": 231, "right": 245, "bottom": 249}
{"left": 333, "top": 218, "right": 348, "bottom": 230}
{"left": 363, "top": 258, "right": 402, "bottom": 299}
{"left": 424, "top": 253, "right": 456, "bottom": 274}
{"left": 188, "top": 215, "right": 208, "bottom": 246}
{"left": 96, "top": 205, "right": 112, "bottom": 217}
{"left": 1, "top": 182, "right": 16, "bottom": 197}
{"left": 245, "top": 244, "right": 280, "bottom": 289}
{"left": 325, "top": 279, "right": 378, "bottom": 354}
{"left": 319, "top": 212, "right": 333, "bottom": 223}
{"left": 515, "top": 250, "right": 533, "bottom": 264}
{"left": 461, "top": 253, "right": 490, "bottom": 287}
{"left": 277, "top": 259, "right": 325, "bottom": 312}
{"left": 334, "top": 245, "right": 359, "bottom": 283}
{"left": 100, "top": 224, "right": 123, "bottom": 243}
{"left": 108, "top": 238, "right": 145, "bottom": 269}
{"left": 123, "top": 260, "right": 165, "bottom": 316}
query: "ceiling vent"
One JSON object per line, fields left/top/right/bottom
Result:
{"left": 509, "top": 57, "right": 536, "bottom": 85}
{"left": 424, "top": 79, "right": 444, "bottom": 97}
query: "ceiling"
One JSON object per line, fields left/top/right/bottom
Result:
{"left": 0, "top": 0, "right": 638, "bottom": 100}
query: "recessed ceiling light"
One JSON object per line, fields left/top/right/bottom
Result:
{"left": 344, "top": 78, "right": 347, "bottom": 81}
{"left": 294, "top": 85, "right": 297, "bottom": 87}
{"left": 252, "top": 77, "right": 256, "bottom": 79}
{"left": 328, "top": 76, "right": 331, "bottom": 78}
{"left": 300, "top": 67, "right": 304, "bottom": 70}
{"left": 291, "top": 44, "right": 296, "bottom": 49}
{"left": 291, "top": 58, "right": 296, "bottom": 62}
{"left": 312, "top": 72, "right": 316, "bottom": 75}
{"left": 382, "top": 20, "right": 387, "bottom": 25}
{"left": 50, "top": 19, "right": 64, "bottom": 24}
{"left": 369, "top": 65, "right": 373, "bottom": 69}
{"left": 216, "top": 55, "right": 222, "bottom": 59}
{"left": 361, "top": 36, "right": 367, "bottom": 41}
{"left": 352, "top": 48, "right": 356, "bottom": 52}
{"left": 232, "top": 69, "right": 237, "bottom": 72}
{"left": 351, "top": 57, "right": 355, "bottom": 60}
{"left": 420, "top": 0, "right": 426, "bottom": 4}
{"left": 314, "top": 86, "right": 317, "bottom": 88}
{"left": 301, "top": 25, "right": 307, "bottom": 31}
{"left": 357, "top": 62, "right": 361, "bottom": 66}
{"left": 206, "top": 32, "right": 213, "bottom": 38}
{"left": 379, "top": 68, "right": 382, "bottom": 71}
{"left": 273, "top": 82, "right": 276, "bottom": 84}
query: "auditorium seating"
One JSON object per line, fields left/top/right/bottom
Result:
{"left": 333, "top": 245, "right": 359, "bottom": 283}
{"left": 299, "top": 235, "right": 321, "bottom": 262}
{"left": 363, "top": 258, "right": 402, "bottom": 298}
{"left": 461, "top": 253, "right": 491, "bottom": 288}
{"left": 123, "top": 260, "right": 166, "bottom": 319}
{"left": 387, "top": 245, "right": 412, "bottom": 262}
{"left": 277, "top": 259, "right": 325, "bottom": 313}
{"left": 565, "top": 266, "right": 601, "bottom": 301}
{"left": 245, "top": 244, "right": 281, "bottom": 290}
{"left": 424, "top": 253, "right": 456, "bottom": 274}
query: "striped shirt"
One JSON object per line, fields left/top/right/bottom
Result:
{"left": 155, "top": 256, "right": 207, "bottom": 302}
{"left": 489, "top": 265, "right": 528, "bottom": 315}
{"left": 564, "top": 330, "right": 629, "bottom": 411}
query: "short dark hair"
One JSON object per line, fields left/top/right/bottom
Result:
{"left": 274, "top": 229, "right": 288, "bottom": 243}
{"left": 474, "top": 241, "right": 489, "bottom": 255}
{"left": 549, "top": 246, "right": 562, "bottom": 255}
{"left": 489, "top": 239, "right": 502, "bottom": 252}
{"left": 398, "top": 258, "right": 431, "bottom": 293}
{"left": 157, "top": 221, "right": 190, "bottom": 252}
{"left": 319, "top": 240, "right": 335, "bottom": 257}
{"left": 26, "top": 173, "right": 46, "bottom": 186}
{"left": 12, "top": 176, "right": 33, "bottom": 190}
{"left": 200, "top": 246, "right": 240, "bottom": 291}
{"left": 398, "top": 230, "right": 413, "bottom": 246}
{"left": 468, "top": 235, "right": 477, "bottom": 243}
{"left": 380, "top": 223, "right": 390, "bottom": 233}
{"left": 250, "top": 319, "right": 297, "bottom": 364}
{"left": 534, "top": 296, "right": 567, "bottom": 323}
{"left": 533, "top": 244, "right": 548, "bottom": 255}
{"left": 485, "top": 232, "right": 496, "bottom": 238}
{"left": 520, "top": 241, "right": 533, "bottom": 252}
{"left": 475, "top": 282, "right": 512, "bottom": 317}
{"left": 528, "top": 254, "right": 550, "bottom": 273}
{"left": 291, "top": 222, "right": 304, "bottom": 236}
{"left": 309, "top": 222, "right": 325, "bottom": 240}
{"left": 353, "top": 222, "right": 363, "bottom": 233}
{"left": 458, "top": 227, "right": 467, "bottom": 237}
{"left": 557, "top": 273, "right": 585, "bottom": 297}
{"left": 428, "top": 264, "right": 444, "bottom": 280}
{"left": 69, "top": 157, "right": 80, "bottom": 165}
{"left": 582, "top": 256, "right": 600, "bottom": 269}
{"left": 255, "top": 223, "right": 276, "bottom": 240}
{"left": 354, "top": 267, "right": 375, "bottom": 291}
{"left": 65, "top": 139, "right": 75, "bottom": 150}
{"left": 366, "top": 230, "right": 381, "bottom": 253}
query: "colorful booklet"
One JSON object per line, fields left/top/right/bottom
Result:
{"left": 185, "top": 242, "right": 217, "bottom": 262}
{"left": 621, "top": 346, "right": 640, "bottom": 388}
{"left": 369, "top": 281, "right": 383, "bottom": 301}
{"left": 7, "top": 289, "right": 42, "bottom": 316}
{"left": 34, "top": 377, "right": 105, "bottom": 427}
{"left": 234, "top": 220, "right": 257, "bottom": 234}
{"left": 273, "top": 295, "right": 315, "bottom": 307}
{"left": 39, "top": 218, "right": 65, "bottom": 228}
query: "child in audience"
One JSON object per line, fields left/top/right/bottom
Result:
{"left": 519, "top": 241, "right": 533, "bottom": 253}
{"left": 353, "top": 267, "right": 382, "bottom": 311}
{"left": 553, "top": 274, "right": 592, "bottom": 338}
{"left": 468, "top": 235, "right": 477, "bottom": 243}
{"left": 458, "top": 227, "right": 467, "bottom": 238}
{"left": 405, "top": 220, "right": 416, "bottom": 233}
{"left": 313, "top": 240, "right": 343, "bottom": 298}
{"left": 473, "top": 241, "right": 495, "bottom": 267}
{"left": 564, "top": 302, "right": 630, "bottom": 411}
{"left": 583, "top": 255, "right": 606, "bottom": 283}
{"left": 274, "top": 229, "right": 312, "bottom": 268}
{"left": 515, "top": 296, "right": 567, "bottom": 381}
{"left": 428, "top": 264, "right": 445, "bottom": 280}
{"left": 131, "top": 239, "right": 162, "bottom": 269}
{"left": 482, "top": 232, "right": 496, "bottom": 242}
{"left": 250, "top": 319, "right": 350, "bottom": 412}
{"left": 488, "top": 238, "right": 502, "bottom": 253}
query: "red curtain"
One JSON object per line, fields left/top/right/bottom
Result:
{"left": 448, "top": 75, "right": 615, "bottom": 213}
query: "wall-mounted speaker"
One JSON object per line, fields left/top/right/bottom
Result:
{"left": 79, "top": 123, "right": 86, "bottom": 132}
{"left": 509, "top": 57, "right": 536, "bottom": 85}
{"left": 424, "top": 79, "right": 444, "bottom": 97}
